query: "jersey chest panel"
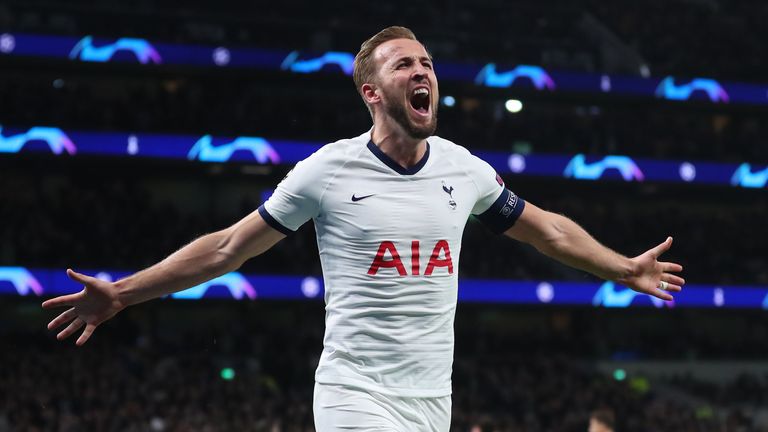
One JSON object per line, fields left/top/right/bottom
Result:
{"left": 318, "top": 165, "right": 474, "bottom": 245}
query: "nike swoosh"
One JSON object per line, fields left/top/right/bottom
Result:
{"left": 351, "top": 194, "right": 375, "bottom": 202}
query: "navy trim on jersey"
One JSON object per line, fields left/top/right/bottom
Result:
{"left": 258, "top": 205, "right": 293, "bottom": 235}
{"left": 367, "top": 140, "right": 430, "bottom": 175}
{"left": 475, "top": 189, "right": 526, "bottom": 234}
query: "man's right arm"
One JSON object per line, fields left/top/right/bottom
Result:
{"left": 42, "top": 209, "right": 285, "bottom": 345}
{"left": 46, "top": 143, "right": 331, "bottom": 345}
{"left": 115, "top": 208, "right": 285, "bottom": 306}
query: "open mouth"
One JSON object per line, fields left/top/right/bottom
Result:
{"left": 409, "top": 87, "right": 431, "bottom": 116}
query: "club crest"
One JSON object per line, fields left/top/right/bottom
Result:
{"left": 442, "top": 181, "right": 457, "bottom": 210}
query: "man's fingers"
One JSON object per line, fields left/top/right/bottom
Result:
{"left": 649, "top": 236, "right": 673, "bottom": 258}
{"left": 43, "top": 269, "right": 94, "bottom": 309}
{"left": 661, "top": 262, "right": 683, "bottom": 273}
{"left": 76, "top": 323, "right": 97, "bottom": 346}
{"left": 57, "top": 318, "right": 85, "bottom": 340}
{"left": 655, "top": 276, "right": 683, "bottom": 292}
{"left": 47, "top": 308, "right": 77, "bottom": 330}
{"left": 662, "top": 274, "right": 685, "bottom": 287}
{"left": 42, "top": 292, "right": 82, "bottom": 309}
{"left": 647, "top": 288, "right": 674, "bottom": 302}
{"left": 66, "top": 268, "right": 96, "bottom": 285}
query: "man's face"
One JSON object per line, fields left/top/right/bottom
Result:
{"left": 370, "top": 38, "right": 439, "bottom": 139}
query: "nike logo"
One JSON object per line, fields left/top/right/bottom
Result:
{"left": 351, "top": 194, "right": 375, "bottom": 202}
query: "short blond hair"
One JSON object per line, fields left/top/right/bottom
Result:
{"left": 353, "top": 26, "right": 420, "bottom": 114}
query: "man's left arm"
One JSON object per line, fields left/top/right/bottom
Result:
{"left": 505, "top": 202, "right": 684, "bottom": 300}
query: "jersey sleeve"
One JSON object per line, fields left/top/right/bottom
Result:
{"left": 259, "top": 149, "right": 329, "bottom": 234}
{"left": 467, "top": 153, "right": 526, "bottom": 234}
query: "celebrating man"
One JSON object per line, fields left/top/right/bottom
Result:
{"left": 44, "top": 27, "right": 684, "bottom": 431}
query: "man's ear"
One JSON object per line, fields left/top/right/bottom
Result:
{"left": 362, "top": 83, "right": 380, "bottom": 105}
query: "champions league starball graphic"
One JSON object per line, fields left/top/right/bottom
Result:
{"left": 474, "top": 64, "right": 556, "bottom": 90}
{"left": 0, "top": 267, "right": 44, "bottom": 296}
{"left": 187, "top": 135, "right": 281, "bottom": 164}
{"left": 280, "top": 51, "right": 355, "bottom": 76}
{"left": 592, "top": 281, "right": 670, "bottom": 308}
{"left": 171, "top": 273, "right": 257, "bottom": 300}
{"left": 730, "top": 163, "right": 768, "bottom": 188}
{"left": 563, "top": 154, "right": 645, "bottom": 181}
{"left": 655, "top": 77, "right": 729, "bottom": 103}
{"left": 0, "top": 126, "right": 77, "bottom": 155}
{"left": 69, "top": 36, "right": 162, "bottom": 64}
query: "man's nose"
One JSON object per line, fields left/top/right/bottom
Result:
{"left": 412, "top": 66, "right": 428, "bottom": 81}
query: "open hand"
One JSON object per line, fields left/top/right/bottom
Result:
{"left": 619, "top": 236, "right": 685, "bottom": 301}
{"left": 42, "top": 269, "right": 126, "bottom": 346}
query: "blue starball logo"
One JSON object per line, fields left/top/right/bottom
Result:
{"left": 188, "top": 135, "right": 281, "bottom": 164}
{"left": 0, "top": 126, "right": 77, "bottom": 155}
{"left": 280, "top": 51, "right": 355, "bottom": 76}
{"left": 172, "top": 272, "right": 256, "bottom": 300}
{"left": 564, "top": 154, "right": 645, "bottom": 182}
{"left": 730, "top": 163, "right": 768, "bottom": 188}
{"left": 655, "top": 77, "right": 729, "bottom": 103}
{"left": 69, "top": 36, "right": 162, "bottom": 64}
{"left": 0, "top": 267, "right": 44, "bottom": 296}
{"left": 474, "top": 64, "right": 555, "bottom": 90}
{"left": 592, "top": 281, "right": 669, "bottom": 308}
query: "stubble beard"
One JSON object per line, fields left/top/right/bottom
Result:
{"left": 383, "top": 95, "right": 438, "bottom": 140}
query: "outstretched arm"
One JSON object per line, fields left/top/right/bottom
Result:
{"left": 505, "top": 202, "right": 684, "bottom": 300}
{"left": 42, "top": 209, "right": 285, "bottom": 345}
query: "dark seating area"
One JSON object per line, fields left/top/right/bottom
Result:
{"left": 3, "top": 302, "right": 765, "bottom": 431}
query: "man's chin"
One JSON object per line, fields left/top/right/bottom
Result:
{"left": 405, "top": 118, "right": 437, "bottom": 140}
{"left": 385, "top": 101, "right": 437, "bottom": 140}
{"left": 407, "top": 128, "right": 434, "bottom": 140}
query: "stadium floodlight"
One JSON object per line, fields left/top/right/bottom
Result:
{"left": 505, "top": 99, "right": 523, "bottom": 113}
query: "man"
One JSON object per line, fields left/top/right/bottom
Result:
{"left": 589, "top": 409, "right": 616, "bottom": 432}
{"left": 44, "top": 27, "right": 684, "bottom": 431}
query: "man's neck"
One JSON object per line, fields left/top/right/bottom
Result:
{"left": 371, "top": 123, "right": 428, "bottom": 169}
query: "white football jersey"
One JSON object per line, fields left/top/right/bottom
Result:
{"left": 260, "top": 130, "right": 525, "bottom": 397}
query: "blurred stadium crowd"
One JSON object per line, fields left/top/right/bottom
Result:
{"left": 2, "top": 74, "right": 767, "bottom": 162}
{"left": 2, "top": 0, "right": 768, "bottom": 80}
{"left": 1, "top": 0, "right": 767, "bottom": 431}
{"left": 3, "top": 303, "right": 767, "bottom": 432}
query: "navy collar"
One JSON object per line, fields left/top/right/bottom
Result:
{"left": 367, "top": 140, "right": 430, "bottom": 176}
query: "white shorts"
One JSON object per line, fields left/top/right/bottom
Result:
{"left": 313, "top": 382, "right": 451, "bottom": 432}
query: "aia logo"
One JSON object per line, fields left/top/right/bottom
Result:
{"left": 368, "top": 240, "right": 453, "bottom": 276}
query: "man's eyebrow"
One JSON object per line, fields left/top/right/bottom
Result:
{"left": 392, "top": 55, "right": 433, "bottom": 64}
